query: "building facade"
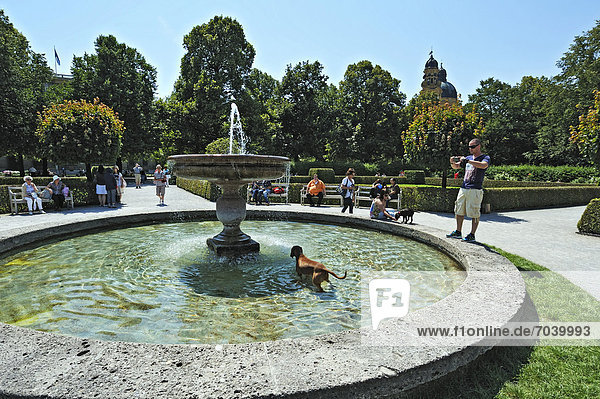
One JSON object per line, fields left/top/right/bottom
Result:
{"left": 420, "top": 52, "right": 458, "bottom": 104}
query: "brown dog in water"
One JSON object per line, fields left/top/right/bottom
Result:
{"left": 290, "top": 245, "right": 347, "bottom": 292}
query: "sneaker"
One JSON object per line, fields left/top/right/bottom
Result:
{"left": 40, "top": 210, "right": 46, "bottom": 214}
{"left": 28, "top": 211, "right": 33, "bottom": 215}
{"left": 446, "top": 230, "right": 462, "bottom": 239}
{"left": 463, "top": 233, "right": 476, "bottom": 242}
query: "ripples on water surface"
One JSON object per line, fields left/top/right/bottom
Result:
{"left": 0, "top": 221, "right": 464, "bottom": 344}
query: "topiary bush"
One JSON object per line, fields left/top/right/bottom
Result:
{"left": 578, "top": 198, "right": 600, "bottom": 235}
{"left": 308, "top": 168, "right": 335, "bottom": 183}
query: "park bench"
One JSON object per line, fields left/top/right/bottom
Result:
{"left": 354, "top": 186, "right": 402, "bottom": 211}
{"left": 299, "top": 184, "right": 345, "bottom": 206}
{"left": 8, "top": 186, "right": 74, "bottom": 215}
{"left": 246, "top": 179, "right": 290, "bottom": 204}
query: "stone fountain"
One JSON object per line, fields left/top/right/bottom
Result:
{"left": 168, "top": 103, "right": 289, "bottom": 256}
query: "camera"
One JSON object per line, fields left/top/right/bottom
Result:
{"left": 460, "top": 158, "right": 468, "bottom": 168}
{"left": 453, "top": 156, "right": 461, "bottom": 163}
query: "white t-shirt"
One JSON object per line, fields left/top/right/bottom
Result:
{"left": 341, "top": 177, "right": 354, "bottom": 198}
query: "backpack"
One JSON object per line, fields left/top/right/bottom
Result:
{"left": 273, "top": 186, "right": 285, "bottom": 194}
{"left": 337, "top": 178, "right": 349, "bottom": 197}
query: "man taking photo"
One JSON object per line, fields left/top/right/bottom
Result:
{"left": 446, "top": 138, "right": 490, "bottom": 242}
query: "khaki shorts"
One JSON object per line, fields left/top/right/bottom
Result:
{"left": 156, "top": 185, "right": 166, "bottom": 197}
{"left": 454, "top": 188, "right": 483, "bottom": 218}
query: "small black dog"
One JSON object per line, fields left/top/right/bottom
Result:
{"left": 398, "top": 208, "right": 414, "bottom": 224}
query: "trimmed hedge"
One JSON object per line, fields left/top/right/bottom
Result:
{"left": 424, "top": 177, "right": 594, "bottom": 188}
{"left": 483, "top": 187, "right": 600, "bottom": 212}
{"left": 0, "top": 177, "right": 97, "bottom": 214}
{"left": 176, "top": 178, "right": 221, "bottom": 202}
{"left": 308, "top": 168, "right": 335, "bottom": 183}
{"left": 578, "top": 198, "right": 600, "bottom": 235}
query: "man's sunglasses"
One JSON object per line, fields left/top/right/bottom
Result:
{"left": 468, "top": 144, "right": 479, "bottom": 149}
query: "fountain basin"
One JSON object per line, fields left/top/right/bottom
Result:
{"left": 0, "top": 209, "right": 528, "bottom": 398}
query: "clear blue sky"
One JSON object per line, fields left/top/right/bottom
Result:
{"left": 3, "top": 1, "right": 599, "bottom": 100}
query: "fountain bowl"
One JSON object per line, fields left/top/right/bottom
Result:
{"left": 167, "top": 154, "right": 290, "bottom": 256}
{"left": 167, "top": 154, "right": 290, "bottom": 184}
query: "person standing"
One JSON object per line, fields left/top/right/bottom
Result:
{"left": 306, "top": 174, "right": 326, "bottom": 207}
{"left": 154, "top": 164, "right": 167, "bottom": 205}
{"left": 113, "top": 166, "right": 125, "bottom": 204}
{"left": 446, "top": 138, "right": 490, "bottom": 242}
{"left": 340, "top": 168, "right": 356, "bottom": 214}
{"left": 164, "top": 166, "right": 171, "bottom": 187}
{"left": 133, "top": 163, "right": 143, "bottom": 189}
{"left": 95, "top": 165, "right": 107, "bottom": 207}
{"left": 21, "top": 176, "right": 45, "bottom": 215}
{"left": 104, "top": 167, "right": 118, "bottom": 208}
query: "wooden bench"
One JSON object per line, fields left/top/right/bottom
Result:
{"left": 354, "top": 186, "right": 402, "bottom": 211}
{"left": 299, "top": 184, "right": 344, "bottom": 206}
{"left": 246, "top": 181, "right": 290, "bottom": 204}
{"left": 8, "top": 186, "right": 74, "bottom": 214}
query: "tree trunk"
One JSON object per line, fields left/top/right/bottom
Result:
{"left": 42, "top": 158, "right": 49, "bottom": 176}
{"left": 85, "top": 162, "right": 93, "bottom": 182}
{"left": 441, "top": 167, "right": 448, "bottom": 189}
{"left": 17, "top": 154, "right": 25, "bottom": 177}
{"left": 116, "top": 157, "right": 123, "bottom": 173}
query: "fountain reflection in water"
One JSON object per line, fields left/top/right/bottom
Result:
{"left": 168, "top": 102, "right": 289, "bottom": 256}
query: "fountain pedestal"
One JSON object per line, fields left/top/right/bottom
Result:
{"left": 168, "top": 154, "right": 289, "bottom": 256}
{"left": 207, "top": 182, "right": 259, "bottom": 255}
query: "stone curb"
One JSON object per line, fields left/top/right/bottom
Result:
{"left": 0, "top": 209, "right": 527, "bottom": 399}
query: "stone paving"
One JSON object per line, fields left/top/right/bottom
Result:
{"left": 1, "top": 183, "right": 599, "bottom": 300}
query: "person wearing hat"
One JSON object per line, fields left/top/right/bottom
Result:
{"left": 21, "top": 176, "right": 45, "bottom": 215}
{"left": 46, "top": 175, "right": 66, "bottom": 210}
{"left": 153, "top": 164, "right": 167, "bottom": 205}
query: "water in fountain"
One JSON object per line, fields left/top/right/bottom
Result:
{"left": 229, "top": 103, "right": 248, "bottom": 154}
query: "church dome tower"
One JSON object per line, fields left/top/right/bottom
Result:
{"left": 420, "top": 53, "right": 458, "bottom": 103}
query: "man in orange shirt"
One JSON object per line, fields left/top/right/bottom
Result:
{"left": 306, "top": 174, "right": 326, "bottom": 207}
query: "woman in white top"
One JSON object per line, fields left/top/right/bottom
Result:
{"left": 21, "top": 176, "right": 45, "bottom": 215}
{"left": 340, "top": 168, "right": 356, "bottom": 214}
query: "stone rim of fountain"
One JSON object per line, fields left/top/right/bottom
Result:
{"left": 0, "top": 209, "right": 528, "bottom": 399}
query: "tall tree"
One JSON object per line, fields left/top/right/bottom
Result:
{"left": 402, "top": 101, "right": 484, "bottom": 188}
{"left": 71, "top": 35, "right": 157, "bottom": 163}
{"left": 336, "top": 60, "right": 406, "bottom": 162}
{"left": 0, "top": 10, "right": 53, "bottom": 174}
{"left": 557, "top": 19, "right": 600, "bottom": 109}
{"left": 278, "top": 60, "right": 330, "bottom": 161}
{"left": 172, "top": 16, "right": 255, "bottom": 153}
{"left": 467, "top": 77, "right": 537, "bottom": 164}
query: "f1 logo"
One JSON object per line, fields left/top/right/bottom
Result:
{"left": 369, "top": 279, "right": 411, "bottom": 330}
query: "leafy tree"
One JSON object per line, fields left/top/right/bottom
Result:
{"left": 0, "top": 10, "right": 53, "bottom": 174}
{"left": 172, "top": 16, "right": 255, "bottom": 153}
{"left": 36, "top": 99, "right": 124, "bottom": 180}
{"left": 402, "top": 101, "right": 484, "bottom": 188}
{"left": 556, "top": 19, "right": 600, "bottom": 109}
{"left": 571, "top": 90, "right": 600, "bottom": 170}
{"left": 336, "top": 60, "right": 406, "bottom": 162}
{"left": 278, "top": 60, "right": 330, "bottom": 161}
{"left": 467, "top": 77, "right": 537, "bottom": 164}
{"left": 71, "top": 35, "right": 157, "bottom": 163}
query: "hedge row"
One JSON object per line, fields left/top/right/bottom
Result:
{"left": 424, "top": 177, "right": 594, "bottom": 188}
{"left": 177, "top": 176, "right": 600, "bottom": 213}
{"left": 0, "top": 177, "right": 97, "bottom": 214}
{"left": 578, "top": 199, "right": 600, "bottom": 235}
{"left": 485, "top": 165, "right": 599, "bottom": 183}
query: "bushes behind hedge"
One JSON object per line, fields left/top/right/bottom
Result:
{"left": 578, "top": 199, "right": 600, "bottom": 235}
{"left": 485, "top": 165, "right": 599, "bottom": 183}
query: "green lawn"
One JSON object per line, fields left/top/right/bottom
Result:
{"left": 392, "top": 247, "right": 600, "bottom": 399}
